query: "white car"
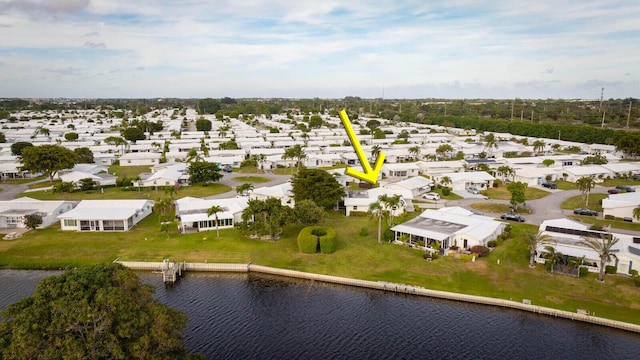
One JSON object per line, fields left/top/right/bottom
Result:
{"left": 422, "top": 192, "right": 440, "bottom": 200}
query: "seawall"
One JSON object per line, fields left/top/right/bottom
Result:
{"left": 115, "top": 260, "right": 640, "bottom": 334}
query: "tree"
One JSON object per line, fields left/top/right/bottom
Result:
{"left": 371, "top": 145, "right": 382, "bottom": 162}
{"left": 188, "top": 162, "right": 223, "bottom": 184}
{"left": 23, "top": 213, "right": 43, "bottom": 231}
{"left": 289, "top": 144, "right": 307, "bottom": 170}
{"left": 506, "top": 181, "right": 527, "bottom": 208}
{"left": 365, "top": 119, "right": 381, "bottom": 130}
{"left": 235, "top": 182, "right": 253, "bottom": 196}
{"left": 0, "top": 263, "right": 201, "bottom": 359}
{"left": 483, "top": 133, "right": 498, "bottom": 157}
{"left": 542, "top": 159, "right": 555, "bottom": 167}
{"left": 378, "top": 194, "right": 403, "bottom": 227}
{"left": 122, "top": 127, "right": 146, "bottom": 142}
{"left": 206, "top": 205, "right": 223, "bottom": 237}
{"left": 104, "top": 136, "right": 128, "bottom": 155}
{"left": 543, "top": 245, "right": 563, "bottom": 274}
{"left": 64, "top": 132, "right": 79, "bottom": 141}
{"left": 578, "top": 233, "right": 620, "bottom": 282}
{"left": 255, "top": 154, "right": 267, "bottom": 172}
{"left": 435, "top": 144, "right": 454, "bottom": 159}
{"left": 369, "top": 201, "right": 384, "bottom": 245}
{"left": 197, "top": 98, "right": 221, "bottom": 114}
{"left": 409, "top": 146, "right": 421, "bottom": 161}
{"left": 373, "top": 129, "right": 386, "bottom": 139}
{"left": 308, "top": 115, "right": 323, "bottom": 128}
{"left": 240, "top": 198, "right": 294, "bottom": 240}
{"left": 195, "top": 118, "right": 212, "bottom": 131}
{"left": 293, "top": 199, "right": 325, "bottom": 225}
{"left": 526, "top": 231, "right": 553, "bottom": 268}
{"left": 0, "top": 132, "right": 5, "bottom": 143}
{"left": 582, "top": 154, "right": 608, "bottom": 165}
{"left": 185, "top": 149, "right": 204, "bottom": 163}
{"left": 291, "top": 168, "right": 346, "bottom": 210}
{"left": 575, "top": 176, "right": 596, "bottom": 207}
{"left": 439, "top": 176, "right": 452, "bottom": 188}
{"left": 21, "top": 145, "right": 78, "bottom": 183}
{"left": 10, "top": 141, "right": 33, "bottom": 156}
{"left": 496, "top": 165, "right": 514, "bottom": 182}
{"left": 74, "top": 147, "right": 94, "bottom": 163}
{"left": 634, "top": 205, "right": 640, "bottom": 222}
{"left": 532, "top": 140, "right": 546, "bottom": 155}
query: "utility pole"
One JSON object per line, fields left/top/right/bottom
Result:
{"left": 599, "top": 87, "right": 604, "bottom": 112}
{"left": 601, "top": 110, "right": 606, "bottom": 128}
{"left": 510, "top": 101, "right": 514, "bottom": 121}
{"left": 627, "top": 100, "right": 632, "bottom": 129}
{"left": 530, "top": 110, "right": 534, "bottom": 123}
{"left": 520, "top": 109, "right": 524, "bottom": 121}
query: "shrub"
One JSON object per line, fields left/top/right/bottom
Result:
{"left": 604, "top": 215, "right": 616, "bottom": 220}
{"left": 423, "top": 252, "right": 439, "bottom": 260}
{"left": 470, "top": 245, "right": 490, "bottom": 257}
{"left": 383, "top": 229, "right": 394, "bottom": 242}
{"left": 297, "top": 226, "right": 337, "bottom": 254}
{"left": 630, "top": 269, "right": 639, "bottom": 277}
{"left": 579, "top": 266, "right": 589, "bottom": 277}
{"left": 635, "top": 276, "right": 640, "bottom": 288}
{"left": 605, "top": 265, "right": 617, "bottom": 274}
{"left": 441, "top": 188, "right": 451, "bottom": 196}
{"left": 590, "top": 224, "right": 603, "bottom": 231}
{"left": 358, "top": 227, "right": 369, "bottom": 237}
{"left": 487, "top": 240, "right": 497, "bottom": 248}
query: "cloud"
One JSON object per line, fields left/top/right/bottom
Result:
{"left": 83, "top": 41, "right": 105, "bottom": 48}
{"left": 0, "top": 0, "right": 89, "bottom": 16}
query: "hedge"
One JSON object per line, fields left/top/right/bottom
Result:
{"left": 605, "top": 265, "right": 617, "bottom": 274}
{"left": 297, "top": 226, "right": 337, "bottom": 254}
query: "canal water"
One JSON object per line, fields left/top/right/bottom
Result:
{"left": 2, "top": 270, "right": 640, "bottom": 359}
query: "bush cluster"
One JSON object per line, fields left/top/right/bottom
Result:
{"left": 470, "top": 245, "right": 490, "bottom": 257}
{"left": 629, "top": 269, "right": 639, "bottom": 277}
{"left": 297, "top": 226, "right": 337, "bottom": 254}
{"left": 441, "top": 188, "right": 451, "bottom": 196}
{"left": 579, "top": 266, "right": 589, "bottom": 277}
{"left": 487, "top": 240, "right": 497, "bottom": 248}
{"left": 605, "top": 265, "right": 617, "bottom": 274}
{"left": 423, "top": 252, "right": 439, "bottom": 260}
{"left": 635, "top": 277, "right": 640, "bottom": 288}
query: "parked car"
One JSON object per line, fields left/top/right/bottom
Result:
{"left": 633, "top": 174, "right": 640, "bottom": 180}
{"left": 573, "top": 208, "right": 598, "bottom": 216}
{"left": 467, "top": 186, "right": 480, "bottom": 194}
{"left": 541, "top": 182, "right": 557, "bottom": 189}
{"left": 422, "top": 192, "right": 441, "bottom": 200}
{"left": 500, "top": 213, "right": 525, "bottom": 222}
{"left": 223, "top": 164, "right": 233, "bottom": 173}
{"left": 615, "top": 185, "right": 636, "bottom": 192}
{"left": 607, "top": 189, "right": 620, "bottom": 194}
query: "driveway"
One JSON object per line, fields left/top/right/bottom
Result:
{"left": 204, "top": 171, "right": 292, "bottom": 199}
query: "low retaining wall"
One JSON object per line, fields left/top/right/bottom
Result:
{"left": 116, "top": 261, "right": 640, "bottom": 334}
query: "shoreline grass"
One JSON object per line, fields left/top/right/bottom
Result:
{"left": 1, "top": 211, "right": 639, "bottom": 325}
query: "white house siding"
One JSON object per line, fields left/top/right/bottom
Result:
{"left": 57, "top": 200, "right": 154, "bottom": 231}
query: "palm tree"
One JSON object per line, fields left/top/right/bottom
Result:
{"left": 578, "top": 234, "right": 619, "bottom": 282}
{"left": 575, "top": 176, "right": 596, "bottom": 207}
{"left": 235, "top": 182, "right": 253, "bottom": 196}
{"left": 526, "top": 231, "right": 553, "bottom": 268}
{"left": 634, "top": 205, "right": 640, "bottom": 222}
{"left": 483, "top": 133, "right": 498, "bottom": 157}
{"left": 378, "top": 194, "right": 403, "bottom": 227}
{"left": 435, "top": 144, "right": 454, "bottom": 160}
{"left": 532, "top": 140, "right": 546, "bottom": 155}
{"left": 497, "top": 165, "right": 514, "bottom": 182}
{"left": 186, "top": 149, "right": 204, "bottom": 163}
{"left": 104, "top": 136, "right": 128, "bottom": 155}
{"left": 281, "top": 148, "right": 294, "bottom": 172}
{"left": 543, "top": 245, "right": 563, "bottom": 274}
{"left": 206, "top": 205, "right": 223, "bottom": 238}
{"left": 409, "top": 146, "right": 420, "bottom": 161}
{"left": 439, "top": 176, "right": 452, "bottom": 189}
{"left": 256, "top": 154, "right": 267, "bottom": 172}
{"left": 289, "top": 144, "right": 307, "bottom": 170}
{"left": 369, "top": 201, "right": 384, "bottom": 245}
{"left": 371, "top": 145, "right": 382, "bottom": 162}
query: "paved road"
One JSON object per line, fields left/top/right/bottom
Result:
{"left": 204, "top": 171, "right": 292, "bottom": 199}
{"left": 0, "top": 183, "right": 29, "bottom": 200}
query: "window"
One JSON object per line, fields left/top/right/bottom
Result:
{"left": 353, "top": 206, "right": 358, "bottom": 211}
{"left": 64, "top": 219, "right": 76, "bottom": 227}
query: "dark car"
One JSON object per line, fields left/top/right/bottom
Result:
{"left": 541, "top": 182, "right": 557, "bottom": 189}
{"left": 573, "top": 208, "right": 598, "bottom": 216}
{"left": 615, "top": 185, "right": 636, "bottom": 192}
{"left": 608, "top": 189, "right": 620, "bottom": 194}
{"left": 500, "top": 213, "right": 525, "bottom": 222}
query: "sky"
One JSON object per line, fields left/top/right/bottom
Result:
{"left": 0, "top": 0, "right": 638, "bottom": 99}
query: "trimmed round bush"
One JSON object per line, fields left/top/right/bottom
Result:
{"left": 441, "top": 188, "right": 451, "bottom": 196}
{"left": 487, "top": 240, "right": 497, "bottom": 248}
{"left": 470, "top": 245, "right": 490, "bottom": 257}
{"left": 297, "top": 226, "right": 337, "bottom": 254}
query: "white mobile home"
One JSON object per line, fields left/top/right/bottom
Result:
{"left": 57, "top": 199, "right": 155, "bottom": 231}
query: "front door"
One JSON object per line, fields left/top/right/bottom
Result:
{"left": 90, "top": 220, "right": 100, "bottom": 231}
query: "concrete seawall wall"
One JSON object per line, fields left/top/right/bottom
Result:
{"left": 116, "top": 261, "right": 640, "bottom": 334}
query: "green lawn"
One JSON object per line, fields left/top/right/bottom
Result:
{"left": 567, "top": 215, "right": 640, "bottom": 232}
{"left": 108, "top": 164, "right": 153, "bottom": 179}
{"left": 23, "top": 183, "right": 232, "bottom": 201}
{"left": 272, "top": 167, "right": 297, "bottom": 175}
{"left": 483, "top": 186, "right": 550, "bottom": 200}
{"left": 2, "top": 212, "right": 640, "bottom": 325}
{"left": 561, "top": 193, "right": 608, "bottom": 211}
{"left": 600, "top": 178, "right": 640, "bottom": 187}
{"left": 231, "top": 176, "right": 270, "bottom": 183}
{"left": 2, "top": 175, "right": 47, "bottom": 185}
{"left": 556, "top": 180, "right": 578, "bottom": 190}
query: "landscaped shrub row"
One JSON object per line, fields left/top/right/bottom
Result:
{"left": 297, "top": 226, "right": 337, "bottom": 254}
{"left": 605, "top": 265, "right": 617, "bottom": 274}
{"left": 635, "top": 277, "right": 640, "bottom": 288}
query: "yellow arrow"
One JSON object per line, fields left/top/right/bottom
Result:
{"left": 338, "top": 109, "right": 385, "bottom": 184}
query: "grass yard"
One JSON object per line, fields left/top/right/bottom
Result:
{"left": 600, "top": 178, "right": 640, "bottom": 187}
{"left": 3, "top": 175, "right": 47, "bottom": 185}
{"left": 561, "top": 193, "right": 608, "bottom": 211}
{"left": 482, "top": 186, "right": 550, "bottom": 200}
{"left": 470, "top": 203, "right": 510, "bottom": 214}
{"left": 1, "top": 212, "right": 639, "bottom": 325}
{"left": 23, "top": 183, "right": 232, "bottom": 201}
{"left": 556, "top": 180, "right": 579, "bottom": 190}
{"left": 108, "top": 164, "right": 152, "bottom": 179}
{"left": 231, "top": 176, "right": 270, "bottom": 183}
{"left": 567, "top": 215, "right": 640, "bottom": 232}
{"left": 272, "top": 167, "right": 297, "bottom": 175}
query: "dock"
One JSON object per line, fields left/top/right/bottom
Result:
{"left": 161, "top": 259, "right": 185, "bottom": 284}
